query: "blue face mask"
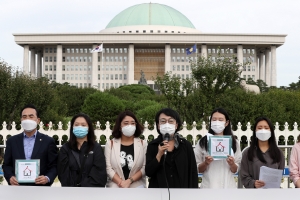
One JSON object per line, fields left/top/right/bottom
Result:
{"left": 73, "top": 126, "right": 88, "bottom": 138}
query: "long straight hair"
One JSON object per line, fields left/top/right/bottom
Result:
{"left": 68, "top": 113, "right": 95, "bottom": 153}
{"left": 247, "top": 117, "right": 282, "bottom": 164}
{"left": 199, "top": 108, "right": 237, "bottom": 153}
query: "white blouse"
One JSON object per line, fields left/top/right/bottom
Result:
{"left": 194, "top": 139, "right": 242, "bottom": 189}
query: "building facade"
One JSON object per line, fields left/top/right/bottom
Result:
{"left": 14, "top": 3, "right": 286, "bottom": 90}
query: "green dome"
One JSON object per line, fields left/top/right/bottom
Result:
{"left": 106, "top": 3, "right": 195, "bottom": 29}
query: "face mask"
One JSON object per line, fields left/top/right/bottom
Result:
{"left": 160, "top": 123, "right": 176, "bottom": 135}
{"left": 21, "top": 119, "right": 37, "bottom": 132}
{"left": 211, "top": 121, "right": 226, "bottom": 134}
{"left": 256, "top": 129, "right": 271, "bottom": 141}
{"left": 73, "top": 126, "right": 88, "bottom": 138}
{"left": 122, "top": 125, "right": 136, "bottom": 137}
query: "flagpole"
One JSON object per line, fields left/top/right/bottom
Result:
{"left": 101, "top": 42, "right": 103, "bottom": 91}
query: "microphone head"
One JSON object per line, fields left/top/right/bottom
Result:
{"left": 163, "top": 133, "right": 170, "bottom": 142}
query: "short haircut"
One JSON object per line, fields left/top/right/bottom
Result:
{"left": 112, "top": 110, "right": 144, "bottom": 139}
{"left": 155, "top": 108, "right": 182, "bottom": 135}
{"left": 69, "top": 113, "right": 95, "bottom": 153}
{"left": 20, "top": 104, "right": 40, "bottom": 118}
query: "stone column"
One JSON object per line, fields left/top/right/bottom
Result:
{"left": 259, "top": 52, "right": 265, "bottom": 81}
{"left": 128, "top": 44, "right": 134, "bottom": 84}
{"left": 237, "top": 45, "right": 243, "bottom": 77}
{"left": 265, "top": 48, "right": 271, "bottom": 86}
{"left": 271, "top": 45, "right": 277, "bottom": 86}
{"left": 91, "top": 44, "right": 98, "bottom": 88}
{"left": 165, "top": 44, "right": 171, "bottom": 73}
{"left": 37, "top": 51, "right": 42, "bottom": 78}
{"left": 201, "top": 44, "right": 207, "bottom": 58}
{"left": 30, "top": 48, "right": 36, "bottom": 77}
{"left": 256, "top": 53, "right": 259, "bottom": 80}
{"left": 23, "top": 45, "right": 30, "bottom": 74}
{"left": 56, "top": 45, "right": 62, "bottom": 83}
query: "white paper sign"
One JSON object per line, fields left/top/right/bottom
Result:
{"left": 209, "top": 136, "right": 232, "bottom": 159}
{"left": 15, "top": 159, "right": 40, "bottom": 183}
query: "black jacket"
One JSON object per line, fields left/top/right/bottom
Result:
{"left": 57, "top": 141, "right": 107, "bottom": 187}
{"left": 145, "top": 134, "right": 198, "bottom": 188}
{"left": 3, "top": 132, "right": 58, "bottom": 186}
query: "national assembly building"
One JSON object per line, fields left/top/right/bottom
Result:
{"left": 13, "top": 3, "right": 286, "bottom": 90}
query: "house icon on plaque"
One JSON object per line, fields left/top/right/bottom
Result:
{"left": 216, "top": 142, "right": 225, "bottom": 152}
{"left": 23, "top": 166, "right": 32, "bottom": 176}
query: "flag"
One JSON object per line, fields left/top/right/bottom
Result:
{"left": 186, "top": 44, "right": 196, "bottom": 55}
{"left": 91, "top": 44, "right": 103, "bottom": 53}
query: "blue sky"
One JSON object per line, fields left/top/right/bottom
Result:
{"left": 0, "top": 0, "right": 299, "bottom": 86}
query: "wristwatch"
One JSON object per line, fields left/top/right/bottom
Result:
{"left": 129, "top": 177, "right": 134, "bottom": 184}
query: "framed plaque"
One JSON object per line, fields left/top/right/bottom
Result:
{"left": 208, "top": 136, "right": 232, "bottom": 159}
{"left": 15, "top": 159, "right": 40, "bottom": 183}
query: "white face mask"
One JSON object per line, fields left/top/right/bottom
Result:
{"left": 122, "top": 125, "right": 136, "bottom": 137}
{"left": 160, "top": 123, "right": 176, "bottom": 135}
{"left": 256, "top": 129, "right": 271, "bottom": 141}
{"left": 211, "top": 121, "right": 226, "bottom": 134}
{"left": 21, "top": 119, "right": 37, "bottom": 132}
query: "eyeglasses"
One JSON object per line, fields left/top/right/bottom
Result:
{"left": 159, "top": 118, "right": 176, "bottom": 124}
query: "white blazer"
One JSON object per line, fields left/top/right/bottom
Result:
{"left": 105, "top": 137, "right": 147, "bottom": 188}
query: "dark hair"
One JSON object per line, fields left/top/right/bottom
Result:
{"left": 247, "top": 117, "right": 282, "bottom": 164}
{"left": 68, "top": 113, "right": 95, "bottom": 153}
{"left": 20, "top": 104, "right": 40, "bottom": 118}
{"left": 199, "top": 108, "right": 237, "bottom": 153}
{"left": 112, "top": 110, "right": 144, "bottom": 139}
{"left": 297, "top": 134, "right": 300, "bottom": 143}
{"left": 155, "top": 108, "right": 182, "bottom": 135}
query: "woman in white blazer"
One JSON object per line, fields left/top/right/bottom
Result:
{"left": 105, "top": 110, "right": 147, "bottom": 188}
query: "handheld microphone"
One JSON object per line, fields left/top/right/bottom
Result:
{"left": 163, "top": 133, "right": 170, "bottom": 155}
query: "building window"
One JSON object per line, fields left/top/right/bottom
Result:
{"left": 176, "top": 57, "right": 180, "bottom": 62}
{"left": 248, "top": 66, "right": 251, "bottom": 71}
{"left": 45, "top": 57, "right": 48, "bottom": 62}
{"left": 124, "top": 48, "right": 127, "bottom": 53}
{"left": 119, "top": 48, "right": 122, "bottom": 53}
{"left": 75, "top": 74, "right": 78, "bottom": 80}
{"left": 186, "top": 65, "right": 190, "bottom": 71}
{"left": 88, "top": 66, "right": 91, "bottom": 71}
{"left": 54, "top": 56, "right": 56, "bottom": 62}
{"left": 181, "top": 65, "right": 185, "bottom": 71}
{"left": 172, "top": 65, "right": 176, "bottom": 71}
{"left": 186, "top": 74, "right": 189, "bottom": 79}
{"left": 172, "top": 57, "right": 175, "bottom": 62}
{"left": 67, "top": 48, "right": 70, "bottom": 53}
{"left": 110, "top": 66, "right": 113, "bottom": 71}
{"left": 49, "top": 65, "right": 52, "bottom": 71}
{"left": 62, "top": 65, "right": 65, "bottom": 71}
{"left": 88, "top": 57, "right": 92, "bottom": 62}
{"left": 84, "top": 49, "right": 88, "bottom": 53}
{"left": 124, "top": 66, "right": 127, "bottom": 71}
{"left": 243, "top": 75, "right": 246, "bottom": 80}
{"left": 115, "top": 74, "right": 118, "bottom": 80}
{"left": 88, "top": 75, "right": 91, "bottom": 80}
{"left": 84, "top": 74, "right": 87, "bottom": 80}
{"left": 208, "top": 49, "right": 211, "bottom": 54}
{"left": 110, "top": 74, "right": 114, "bottom": 80}
{"left": 45, "top": 48, "right": 48, "bottom": 53}
{"left": 119, "top": 74, "right": 122, "bottom": 80}
{"left": 71, "top": 48, "right": 74, "bottom": 53}
{"left": 124, "top": 57, "right": 127, "bottom": 62}
{"left": 177, "top": 65, "right": 180, "bottom": 71}
{"left": 252, "top": 75, "right": 255, "bottom": 80}
{"left": 54, "top": 65, "right": 56, "bottom": 71}
{"left": 54, "top": 74, "right": 56, "bottom": 80}
{"left": 172, "top": 48, "right": 176, "bottom": 53}
{"left": 98, "top": 65, "right": 101, "bottom": 71}
{"left": 75, "top": 57, "right": 78, "bottom": 62}
{"left": 45, "top": 65, "right": 48, "bottom": 71}
{"left": 252, "top": 66, "right": 255, "bottom": 71}
{"left": 252, "top": 49, "right": 255, "bottom": 54}
{"left": 98, "top": 56, "right": 101, "bottom": 62}
{"left": 124, "top": 74, "right": 127, "bottom": 80}
{"left": 106, "top": 74, "right": 109, "bottom": 80}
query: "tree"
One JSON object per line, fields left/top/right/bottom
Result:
{"left": 81, "top": 92, "right": 125, "bottom": 123}
{"left": 190, "top": 50, "right": 249, "bottom": 108}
